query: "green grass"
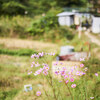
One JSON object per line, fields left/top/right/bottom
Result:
{"left": 0, "top": 55, "right": 32, "bottom": 99}
{"left": 0, "top": 89, "right": 19, "bottom": 100}
{"left": 0, "top": 48, "right": 37, "bottom": 56}
{"left": 0, "top": 54, "right": 53, "bottom": 100}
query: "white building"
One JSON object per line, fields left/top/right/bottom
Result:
{"left": 57, "top": 11, "right": 100, "bottom": 34}
{"left": 92, "top": 16, "right": 100, "bottom": 33}
{"left": 57, "top": 12, "right": 91, "bottom": 26}
{"left": 57, "top": 12, "right": 75, "bottom": 26}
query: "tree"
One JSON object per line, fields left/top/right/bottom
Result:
{"left": 89, "top": 0, "right": 100, "bottom": 16}
{"left": 0, "top": 0, "right": 88, "bottom": 16}
{"left": 0, "top": 0, "right": 26, "bottom": 15}
{"left": 55, "top": 0, "right": 87, "bottom": 7}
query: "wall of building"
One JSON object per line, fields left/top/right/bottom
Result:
{"left": 58, "top": 16, "right": 74, "bottom": 26}
{"left": 92, "top": 17, "right": 100, "bottom": 33}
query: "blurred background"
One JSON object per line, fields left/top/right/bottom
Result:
{"left": 0, "top": 0, "right": 100, "bottom": 100}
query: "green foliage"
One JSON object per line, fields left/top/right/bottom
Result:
{"left": 0, "top": 48, "right": 37, "bottom": 56}
{"left": 28, "top": 15, "right": 74, "bottom": 41}
{"left": 70, "top": 24, "right": 76, "bottom": 29}
{"left": 2, "top": 1, "right": 26, "bottom": 15}
{"left": 0, "top": 15, "right": 74, "bottom": 42}
{"left": 83, "top": 57, "right": 100, "bottom": 74}
{"left": 0, "top": 89, "right": 19, "bottom": 100}
{"left": 0, "top": 0, "right": 26, "bottom": 15}
{"left": 0, "top": 0, "right": 54, "bottom": 15}
{"left": 0, "top": 16, "right": 32, "bottom": 38}
{"left": 0, "top": 0, "right": 88, "bottom": 16}
{"left": 59, "top": 27, "right": 74, "bottom": 40}
{"left": 0, "top": 26, "right": 9, "bottom": 37}
{"left": 90, "top": 0, "right": 100, "bottom": 16}
{"left": 28, "top": 15, "right": 59, "bottom": 36}
{"left": 55, "top": 0, "right": 87, "bottom": 7}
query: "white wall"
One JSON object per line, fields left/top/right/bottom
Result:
{"left": 65, "top": 16, "right": 71, "bottom": 26}
{"left": 92, "top": 17, "right": 100, "bottom": 33}
{"left": 58, "top": 16, "right": 73, "bottom": 26}
{"left": 58, "top": 16, "right": 66, "bottom": 25}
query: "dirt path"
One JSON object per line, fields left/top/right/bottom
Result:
{"left": 84, "top": 30, "right": 100, "bottom": 59}
{"left": 85, "top": 30, "right": 100, "bottom": 46}
{"left": 0, "top": 38, "right": 59, "bottom": 52}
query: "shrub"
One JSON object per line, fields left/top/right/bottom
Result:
{"left": 70, "top": 24, "right": 76, "bottom": 29}
{"left": 28, "top": 15, "right": 59, "bottom": 36}
{"left": 59, "top": 27, "right": 74, "bottom": 40}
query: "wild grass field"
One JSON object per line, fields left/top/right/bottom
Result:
{"left": 0, "top": 0, "right": 100, "bottom": 100}
{"left": 0, "top": 30, "right": 100, "bottom": 100}
{"left": 0, "top": 38, "right": 58, "bottom": 100}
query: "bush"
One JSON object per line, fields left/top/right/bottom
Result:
{"left": 59, "top": 27, "right": 74, "bottom": 40}
{"left": 70, "top": 24, "right": 76, "bottom": 29}
{"left": 28, "top": 15, "right": 59, "bottom": 36}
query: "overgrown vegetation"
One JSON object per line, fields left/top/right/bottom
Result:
{"left": 25, "top": 52, "right": 100, "bottom": 100}
{"left": 0, "top": 55, "right": 32, "bottom": 100}
{"left": 27, "top": 15, "right": 59, "bottom": 36}
{"left": 0, "top": 0, "right": 87, "bottom": 16}
{"left": 0, "top": 0, "right": 100, "bottom": 99}
{"left": 0, "top": 52, "right": 100, "bottom": 100}
{"left": 28, "top": 15, "right": 74, "bottom": 41}
{"left": 0, "top": 16, "right": 32, "bottom": 38}
{"left": 83, "top": 57, "right": 100, "bottom": 74}
{"left": 0, "top": 15, "right": 75, "bottom": 42}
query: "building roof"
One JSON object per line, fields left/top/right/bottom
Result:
{"left": 57, "top": 12, "right": 75, "bottom": 17}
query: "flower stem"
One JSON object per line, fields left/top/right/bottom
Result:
{"left": 49, "top": 73, "right": 58, "bottom": 100}
{"left": 41, "top": 57, "right": 58, "bottom": 100}
{"left": 62, "top": 78, "right": 74, "bottom": 100}
{"left": 66, "top": 84, "right": 74, "bottom": 100}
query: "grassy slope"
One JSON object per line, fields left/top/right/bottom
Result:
{"left": 0, "top": 38, "right": 59, "bottom": 52}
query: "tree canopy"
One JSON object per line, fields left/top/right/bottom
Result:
{"left": 0, "top": 0, "right": 88, "bottom": 16}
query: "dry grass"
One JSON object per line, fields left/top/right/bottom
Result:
{"left": 0, "top": 38, "right": 59, "bottom": 53}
